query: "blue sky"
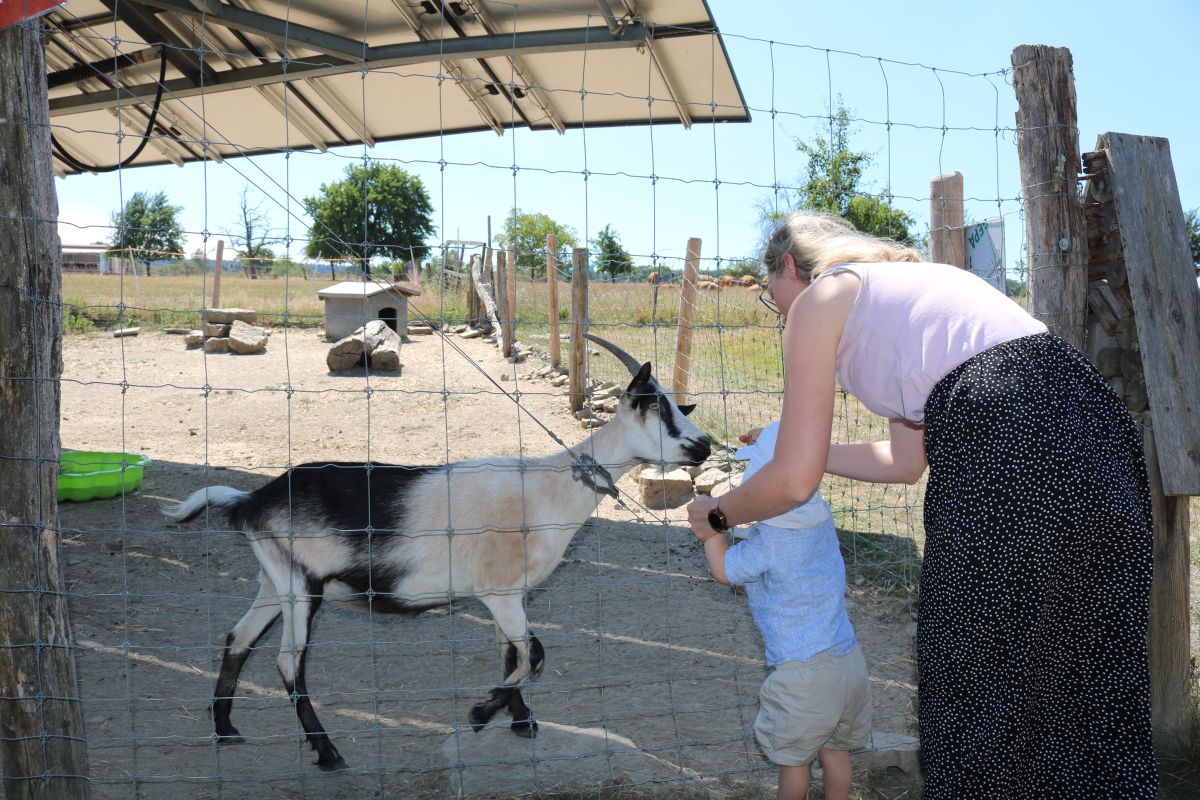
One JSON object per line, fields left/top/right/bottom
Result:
{"left": 55, "top": 0, "right": 1200, "bottom": 276}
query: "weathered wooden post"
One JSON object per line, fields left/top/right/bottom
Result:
{"left": 546, "top": 234, "right": 560, "bottom": 369}
{"left": 568, "top": 248, "right": 589, "bottom": 413}
{"left": 495, "top": 248, "right": 511, "bottom": 356}
{"left": 212, "top": 239, "right": 225, "bottom": 309}
{"left": 505, "top": 244, "right": 517, "bottom": 355}
{"left": 672, "top": 238, "right": 702, "bottom": 405}
{"left": 1011, "top": 44, "right": 1089, "bottom": 352}
{"left": 1082, "top": 133, "right": 1199, "bottom": 754}
{"left": 929, "top": 172, "right": 965, "bottom": 267}
{"left": 0, "top": 18, "right": 93, "bottom": 799}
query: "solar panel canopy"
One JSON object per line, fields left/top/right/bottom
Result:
{"left": 45, "top": 0, "right": 750, "bottom": 175}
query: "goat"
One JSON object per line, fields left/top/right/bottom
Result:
{"left": 162, "top": 336, "right": 711, "bottom": 771}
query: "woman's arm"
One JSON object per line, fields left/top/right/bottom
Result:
{"left": 826, "top": 418, "right": 927, "bottom": 484}
{"left": 689, "top": 275, "right": 854, "bottom": 530}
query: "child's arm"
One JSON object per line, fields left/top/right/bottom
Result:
{"left": 703, "top": 534, "right": 730, "bottom": 585}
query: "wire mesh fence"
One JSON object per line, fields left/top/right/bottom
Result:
{"left": 0, "top": 1, "right": 1052, "bottom": 797}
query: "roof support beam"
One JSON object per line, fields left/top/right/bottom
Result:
{"left": 137, "top": 0, "right": 369, "bottom": 61}
{"left": 99, "top": 0, "right": 216, "bottom": 86}
{"left": 52, "top": 23, "right": 647, "bottom": 116}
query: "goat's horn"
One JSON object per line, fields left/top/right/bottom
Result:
{"left": 584, "top": 333, "right": 643, "bottom": 376}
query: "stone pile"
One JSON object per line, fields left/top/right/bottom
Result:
{"left": 183, "top": 308, "right": 269, "bottom": 354}
{"left": 326, "top": 319, "right": 403, "bottom": 372}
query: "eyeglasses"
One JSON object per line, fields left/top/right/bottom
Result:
{"left": 758, "top": 285, "right": 781, "bottom": 315}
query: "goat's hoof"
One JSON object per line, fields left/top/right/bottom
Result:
{"left": 469, "top": 701, "right": 497, "bottom": 732}
{"left": 316, "top": 753, "right": 349, "bottom": 772}
{"left": 510, "top": 718, "right": 538, "bottom": 738}
{"left": 215, "top": 729, "right": 245, "bottom": 745}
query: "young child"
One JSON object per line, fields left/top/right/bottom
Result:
{"left": 694, "top": 421, "right": 871, "bottom": 800}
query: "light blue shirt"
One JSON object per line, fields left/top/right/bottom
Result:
{"left": 724, "top": 516, "right": 856, "bottom": 667}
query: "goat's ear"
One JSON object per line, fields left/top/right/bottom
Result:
{"left": 626, "top": 362, "right": 653, "bottom": 392}
{"left": 677, "top": 403, "right": 696, "bottom": 416}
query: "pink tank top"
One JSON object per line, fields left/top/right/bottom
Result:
{"left": 821, "top": 262, "right": 1046, "bottom": 423}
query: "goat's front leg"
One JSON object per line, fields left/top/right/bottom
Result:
{"left": 214, "top": 572, "right": 282, "bottom": 743}
{"left": 471, "top": 593, "right": 543, "bottom": 737}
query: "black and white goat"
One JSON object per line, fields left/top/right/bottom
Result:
{"left": 162, "top": 336, "right": 710, "bottom": 771}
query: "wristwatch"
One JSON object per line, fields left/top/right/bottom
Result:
{"left": 707, "top": 504, "right": 730, "bottom": 533}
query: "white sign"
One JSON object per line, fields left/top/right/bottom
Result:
{"left": 965, "top": 219, "right": 1005, "bottom": 292}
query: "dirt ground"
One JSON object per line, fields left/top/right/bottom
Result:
{"left": 55, "top": 327, "right": 918, "bottom": 799}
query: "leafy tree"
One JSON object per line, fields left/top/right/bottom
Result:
{"left": 1185, "top": 209, "right": 1199, "bottom": 278}
{"left": 303, "top": 162, "right": 435, "bottom": 277}
{"left": 591, "top": 224, "right": 634, "bottom": 281}
{"left": 108, "top": 191, "right": 184, "bottom": 276}
{"left": 789, "top": 103, "right": 918, "bottom": 245}
{"left": 722, "top": 257, "right": 762, "bottom": 279}
{"left": 496, "top": 209, "right": 578, "bottom": 279}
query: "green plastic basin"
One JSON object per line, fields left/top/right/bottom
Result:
{"left": 57, "top": 450, "right": 150, "bottom": 502}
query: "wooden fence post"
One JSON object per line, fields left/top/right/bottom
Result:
{"left": 506, "top": 245, "right": 517, "bottom": 355}
{"left": 1011, "top": 44, "right": 1089, "bottom": 351}
{"left": 0, "top": 19, "right": 93, "bottom": 799}
{"left": 1087, "top": 132, "right": 1200, "bottom": 754}
{"left": 495, "top": 248, "right": 510, "bottom": 356}
{"left": 930, "top": 172, "right": 965, "bottom": 267}
{"left": 546, "top": 234, "right": 560, "bottom": 369}
{"left": 568, "top": 248, "right": 589, "bottom": 413}
{"left": 212, "top": 239, "right": 224, "bottom": 309}
{"left": 673, "top": 238, "right": 702, "bottom": 405}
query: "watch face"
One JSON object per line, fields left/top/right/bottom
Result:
{"left": 708, "top": 507, "right": 726, "bottom": 531}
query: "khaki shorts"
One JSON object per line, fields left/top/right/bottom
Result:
{"left": 754, "top": 644, "right": 872, "bottom": 766}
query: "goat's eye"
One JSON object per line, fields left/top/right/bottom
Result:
{"left": 649, "top": 402, "right": 660, "bottom": 412}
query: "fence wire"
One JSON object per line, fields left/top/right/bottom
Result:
{"left": 0, "top": 2, "right": 1052, "bottom": 797}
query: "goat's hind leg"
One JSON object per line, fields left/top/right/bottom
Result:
{"left": 471, "top": 594, "right": 541, "bottom": 738}
{"left": 214, "top": 572, "right": 282, "bottom": 743}
{"left": 276, "top": 577, "right": 348, "bottom": 771}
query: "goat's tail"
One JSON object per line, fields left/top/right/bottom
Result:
{"left": 162, "top": 486, "right": 249, "bottom": 524}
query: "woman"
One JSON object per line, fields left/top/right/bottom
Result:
{"left": 687, "top": 210, "right": 1156, "bottom": 799}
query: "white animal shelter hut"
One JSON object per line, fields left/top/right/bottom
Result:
{"left": 317, "top": 280, "right": 421, "bottom": 341}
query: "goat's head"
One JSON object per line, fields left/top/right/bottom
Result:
{"left": 586, "top": 334, "right": 712, "bottom": 467}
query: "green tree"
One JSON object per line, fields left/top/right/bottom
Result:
{"left": 722, "top": 257, "right": 762, "bottom": 279}
{"left": 107, "top": 191, "right": 184, "bottom": 276}
{"left": 1185, "top": 209, "right": 1199, "bottom": 277}
{"left": 496, "top": 209, "right": 578, "bottom": 279}
{"left": 303, "top": 162, "right": 436, "bottom": 277}
{"left": 789, "top": 103, "right": 918, "bottom": 245}
{"left": 591, "top": 224, "right": 634, "bottom": 281}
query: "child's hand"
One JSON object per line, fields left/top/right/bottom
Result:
{"left": 738, "top": 427, "right": 763, "bottom": 444}
{"left": 687, "top": 495, "right": 721, "bottom": 542}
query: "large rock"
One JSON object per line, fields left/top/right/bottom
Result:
{"left": 442, "top": 721, "right": 707, "bottom": 797}
{"left": 694, "top": 466, "right": 734, "bottom": 494}
{"left": 203, "top": 322, "right": 231, "bottom": 338}
{"left": 227, "top": 320, "right": 269, "bottom": 354}
{"left": 203, "top": 307, "right": 257, "bottom": 325}
{"left": 638, "top": 465, "right": 695, "bottom": 509}
{"left": 203, "top": 337, "right": 229, "bottom": 353}
{"left": 183, "top": 330, "right": 203, "bottom": 348}
{"left": 327, "top": 320, "right": 402, "bottom": 372}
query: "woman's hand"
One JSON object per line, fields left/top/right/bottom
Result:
{"left": 687, "top": 495, "right": 721, "bottom": 542}
{"left": 738, "top": 426, "right": 763, "bottom": 445}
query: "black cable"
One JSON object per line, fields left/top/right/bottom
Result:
{"left": 50, "top": 46, "right": 168, "bottom": 174}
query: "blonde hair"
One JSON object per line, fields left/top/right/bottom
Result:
{"left": 762, "top": 210, "right": 922, "bottom": 281}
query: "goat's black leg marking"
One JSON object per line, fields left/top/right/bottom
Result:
{"left": 214, "top": 577, "right": 282, "bottom": 743}
{"left": 279, "top": 585, "right": 348, "bottom": 771}
{"left": 507, "top": 636, "right": 544, "bottom": 737}
{"left": 469, "top": 688, "right": 513, "bottom": 732}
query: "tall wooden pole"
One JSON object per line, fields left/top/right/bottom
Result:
{"left": 672, "top": 238, "right": 702, "bottom": 405}
{"left": 211, "top": 239, "right": 224, "bottom": 310}
{"left": 0, "top": 19, "right": 93, "bottom": 799}
{"left": 1011, "top": 44, "right": 1089, "bottom": 351}
{"left": 494, "top": 248, "right": 510, "bottom": 356}
{"left": 930, "top": 172, "right": 965, "bottom": 268}
{"left": 505, "top": 245, "right": 517, "bottom": 355}
{"left": 568, "top": 248, "right": 589, "bottom": 413}
{"left": 546, "top": 234, "right": 560, "bottom": 369}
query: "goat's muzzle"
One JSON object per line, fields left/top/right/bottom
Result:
{"left": 683, "top": 437, "right": 712, "bottom": 465}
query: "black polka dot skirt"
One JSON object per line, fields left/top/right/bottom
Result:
{"left": 918, "top": 332, "right": 1156, "bottom": 799}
